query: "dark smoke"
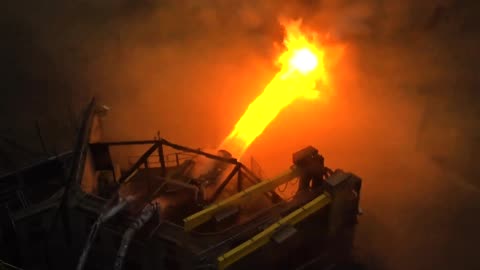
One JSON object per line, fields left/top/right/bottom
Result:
{"left": 2, "top": 0, "right": 480, "bottom": 269}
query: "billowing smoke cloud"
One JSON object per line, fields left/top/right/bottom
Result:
{"left": 2, "top": 0, "right": 480, "bottom": 269}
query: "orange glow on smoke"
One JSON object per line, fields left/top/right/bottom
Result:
{"left": 220, "top": 20, "right": 333, "bottom": 158}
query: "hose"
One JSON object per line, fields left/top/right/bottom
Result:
{"left": 76, "top": 195, "right": 135, "bottom": 270}
{"left": 113, "top": 203, "right": 158, "bottom": 270}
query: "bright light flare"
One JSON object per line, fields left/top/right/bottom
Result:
{"left": 220, "top": 20, "right": 335, "bottom": 158}
{"left": 290, "top": 48, "right": 318, "bottom": 74}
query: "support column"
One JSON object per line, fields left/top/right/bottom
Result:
{"left": 324, "top": 170, "right": 360, "bottom": 236}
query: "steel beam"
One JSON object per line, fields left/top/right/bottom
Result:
{"left": 91, "top": 139, "right": 238, "bottom": 165}
{"left": 49, "top": 98, "right": 96, "bottom": 246}
{"left": 157, "top": 142, "right": 166, "bottom": 176}
{"left": 117, "top": 143, "right": 159, "bottom": 184}
{"left": 237, "top": 170, "right": 242, "bottom": 192}
{"left": 90, "top": 140, "right": 157, "bottom": 146}
{"left": 209, "top": 164, "right": 241, "bottom": 203}
{"left": 238, "top": 164, "right": 261, "bottom": 183}
{"left": 161, "top": 139, "right": 238, "bottom": 165}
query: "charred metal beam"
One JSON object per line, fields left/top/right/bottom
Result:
{"left": 161, "top": 139, "right": 238, "bottom": 164}
{"left": 117, "top": 143, "right": 159, "bottom": 184}
{"left": 240, "top": 170, "right": 259, "bottom": 185}
{"left": 237, "top": 170, "right": 243, "bottom": 192}
{"left": 69, "top": 99, "right": 97, "bottom": 186}
{"left": 97, "top": 142, "right": 163, "bottom": 220}
{"left": 157, "top": 141, "right": 166, "bottom": 177}
{"left": 49, "top": 97, "right": 96, "bottom": 246}
{"left": 239, "top": 164, "right": 261, "bottom": 183}
{"left": 90, "top": 140, "right": 157, "bottom": 146}
{"left": 93, "top": 139, "right": 239, "bottom": 165}
{"left": 175, "top": 153, "right": 180, "bottom": 166}
{"left": 0, "top": 260, "right": 24, "bottom": 270}
{"left": 0, "top": 151, "right": 72, "bottom": 179}
{"left": 210, "top": 164, "right": 241, "bottom": 203}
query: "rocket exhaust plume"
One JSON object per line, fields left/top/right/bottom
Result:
{"left": 220, "top": 20, "right": 335, "bottom": 158}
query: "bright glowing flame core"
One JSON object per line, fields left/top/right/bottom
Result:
{"left": 290, "top": 48, "right": 318, "bottom": 74}
{"left": 220, "top": 20, "right": 330, "bottom": 158}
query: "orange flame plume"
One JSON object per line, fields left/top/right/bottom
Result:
{"left": 221, "top": 20, "right": 335, "bottom": 158}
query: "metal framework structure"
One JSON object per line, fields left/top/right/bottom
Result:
{"left": 0, "top": 98, "right": 363, "bottom": 270}
{"left": 89, "top": 138, "right": 277, "bottom": 203}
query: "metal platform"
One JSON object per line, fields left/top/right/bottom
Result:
{"left": 0, "top": 99, "right": 362, "bottom": 270}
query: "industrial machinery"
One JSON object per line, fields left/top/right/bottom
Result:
{"left": 0, "top": 99, "right": 362, "bottom": 270}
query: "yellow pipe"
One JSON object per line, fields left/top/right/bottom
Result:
{"left": 217, "top": 193, "right": 331, "bottom": 270}
{"left": 183, "top": 168, "right": 300, "bottom": 231}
